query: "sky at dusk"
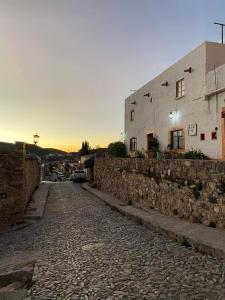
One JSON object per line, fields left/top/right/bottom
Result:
{"left": 1, "top": 0, "right": 225, "bottom": 151}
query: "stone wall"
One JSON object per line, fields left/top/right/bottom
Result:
{"left": 0, "top": 142, "right": 40, "bottom": 230}
{"left": 94, "top": 157, "right": 225, "bottom": 229}
{"left": 25, "top": 157, "right": 40, "bottom": 205}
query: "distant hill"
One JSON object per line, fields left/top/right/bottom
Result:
{"left": 25, "top": 144, "right": 67, "bottom": 158}
{"left": 0, "top": 141, "right": 67, "bottom": 158}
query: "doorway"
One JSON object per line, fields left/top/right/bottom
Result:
{"left": 147, "top": 133, "right": 154, "bottom": 159}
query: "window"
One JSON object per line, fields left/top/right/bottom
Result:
{"left": 211, "top": 132, "right": 217, "bottom": 140}
{"left": 130, "top": 137, "right": 137, "bottom": 152}
{"left": 176, "top": 79, "right": 185, "bottom": 98}
{"left": 130, "top": 110, "right": 135, "bottom": 121}
{"left": 171, "top": 130, "right": 184, "bottom": 149}
{"left": 200, "top": 133, "right": 205, "bottom": 141}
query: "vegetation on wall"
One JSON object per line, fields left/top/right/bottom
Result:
{"left": 191, "top": 181, "right": 203, "bottom": 199}
{"left": 107, "top": 142, "right": 127, "bottom": 157}
{"left": 218, "top": 180, "right": 225, "bottom": 194}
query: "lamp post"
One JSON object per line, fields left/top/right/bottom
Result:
{"left": 33, "top": 133, "right": 40, "bottom": 146}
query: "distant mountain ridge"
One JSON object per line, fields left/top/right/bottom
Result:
{"left": 0, "top": 141, "right": 67, "bottom": 158}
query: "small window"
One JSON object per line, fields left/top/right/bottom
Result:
{"left": 130, "top": 137, "right": 137, "bottom": 152}
{"left": 130, "top": 110, "right": 135, "bottom": 121}
{"left": 176, "top": 79, "right": 185, "bottom": 98}
{"left": 211, "top": 132, "right": 217, "bottom": 140}
{"left": 200, "top": 133, "right": 205, "bottom": 141}
{"left": 170, "top": 129, "right": 184, "bottom": 149}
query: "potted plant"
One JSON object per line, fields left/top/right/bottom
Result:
{"left": 148, "top": 136, "right": 159, "bottom": 159}
{"left": 164, "top": 144, "right": 172, "bottom": 159}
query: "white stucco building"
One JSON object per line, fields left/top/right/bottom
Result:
{"left": 125, "top": 41, "right": 225, "bottom": 159}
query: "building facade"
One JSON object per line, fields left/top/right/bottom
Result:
{"left": 125, "top": 42, "right": 225, "bottom": 159}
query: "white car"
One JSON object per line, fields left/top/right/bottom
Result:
{"left": 73, "top": 170, "right": 86, "bottom": 182}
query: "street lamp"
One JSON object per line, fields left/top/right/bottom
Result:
{"left": 33, "top": 133, "right": 40, "bottom": 146}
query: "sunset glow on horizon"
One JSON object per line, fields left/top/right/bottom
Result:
{"left": 1, "top": 0, "right": 225, "bottom": 152}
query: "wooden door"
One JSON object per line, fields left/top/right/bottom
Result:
{"left": 147, "top": 133, "right": 154, "bottom": 159}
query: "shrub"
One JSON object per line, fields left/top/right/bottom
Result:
{"left": 149, "top": 137, "right": 159, "bottom": 148}
{"left": 134, "top": 150, "right": 145, "bottom": 158}
{"left": 107, "top": 142, "right": 127, "bottom": 157}
{"left": 148, "top": 136, "right": 160, "bottom": 158}
{"left": 149, "top": 137, "right": 159, "bottom": 151}
{"left": 83, "top": 156, "right": 94, "bottom": 168}
{"left": 176, "top": 149, "right": 208, "bottom": 160}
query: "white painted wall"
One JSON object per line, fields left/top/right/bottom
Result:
{"left": 125, "top": 42, "right": 225, "bottom": 159}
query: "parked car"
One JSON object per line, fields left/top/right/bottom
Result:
{"left": 72, "top": 170, "right": 86, "bottom": 182}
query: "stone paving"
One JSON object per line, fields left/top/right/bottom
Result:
{"left": 1, "top": 182, "right": 225, "bottom": 299}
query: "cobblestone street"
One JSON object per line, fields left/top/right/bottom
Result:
{"left": 1, "top": 182, "right": 225, "bottom": 299}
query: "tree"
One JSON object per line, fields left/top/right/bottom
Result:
{"left": 107, "top": 141, "right": 127, "bottom": 157}
{"left": 79, "top": 140, "right": 91, "bottom": 156}
{"left": 83, "top": 156, "right": 94, "bottom": 168}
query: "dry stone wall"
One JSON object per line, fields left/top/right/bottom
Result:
{"left": 94, "top": 158, "right": 225, "bottom": 229}
{"left": 0, "top": 142, "right": 40, "bottom": 230}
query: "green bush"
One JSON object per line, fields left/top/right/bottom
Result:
{"left": 107, "top": 142, "right": 127, "bottom": 157}
{"left": 176, "top": 149, "right": 208, "bottom": 160}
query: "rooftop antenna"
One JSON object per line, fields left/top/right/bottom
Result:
{"left": 214, "top": 22, "right": 225, "bottom": 44}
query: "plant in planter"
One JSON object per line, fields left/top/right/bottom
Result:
{"left": 163, "top": 144, "right": 173, "bottom": 159}
{"left": 134, "top": 150, "right": 145, "bottom": 158}
{"left": 176, "top": 149, "right": 208, "bottom": 160}
{"left": 149, "top": 137, "right": 160, "bottom": 158}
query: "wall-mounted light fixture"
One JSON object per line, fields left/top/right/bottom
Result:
{"left": 184, "top": 67, "right": 192, "bottom": 73}
{"left": 169, "top": 111, "right": 177, "bottom": 120}
{"left": 169, "top": 112, "right": 174, "bottom": 119}
{"left": 144, "top": 92, "right": 150, "bottom": 97}
{"left": 131, "top": 101, "right": 136, "bottom": 105}
{"left": 161, "top": 81, "right": 168, "bottom": 87}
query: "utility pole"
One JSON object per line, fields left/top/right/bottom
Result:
{"left": 214, "top": 22, "right": 225, "bottom": 44}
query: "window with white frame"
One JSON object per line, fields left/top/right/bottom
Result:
{"left": 130, "top": 137, "right": 137, "bottom": 152}
{"left": 176, "top": 78, "right": 185, "bottom": 98}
